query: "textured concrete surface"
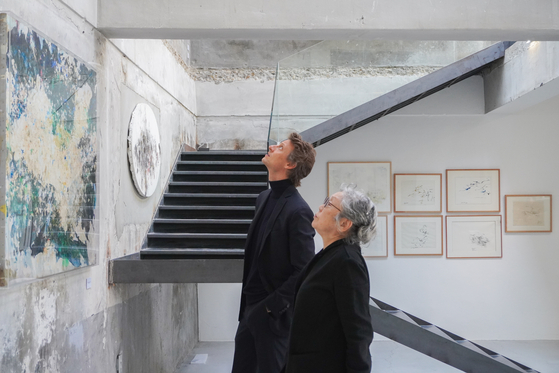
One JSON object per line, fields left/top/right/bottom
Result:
{"left": 485, "top": 41, "right": 559, "bottom": 113}
{"left": 97, "top": 0, "right": 559, "bottom": 40}
{"left": 0, "top": 0, "right": 198, "bottom": 372}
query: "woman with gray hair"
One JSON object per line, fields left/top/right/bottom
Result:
{"left": 283, "top": 185, "right": 376, "bottom": 373}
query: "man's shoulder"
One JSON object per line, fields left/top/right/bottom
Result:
{"left": 285, "top": 188, "right": 312, "bottom": 210}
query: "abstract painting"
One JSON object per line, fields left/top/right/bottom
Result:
{"left": 127, "top": 103, "right": 161, "bottom": 198}
{"left": 505, "top": 195, "right": 552, "bottom": 232}
{"left": 446, "top": 216, "right": 502, "bottom": 258}
{"left": 394, "top": 216, "right": 443, "bottom": 256}
{"left": 394, "top": 173, "right": 442, "bottom": 212}
{"left": 328, "top": 162, "right": 391, "bottom": 213}
{"left": 446, "top": 169, "right": 500, "bottom": 212}
{"left": 0, "top": 14, "right": 98, "bottom": 286}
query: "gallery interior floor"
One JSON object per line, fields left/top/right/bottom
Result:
{"left": 175, "top": 340, "right": 559, "bottom": 373}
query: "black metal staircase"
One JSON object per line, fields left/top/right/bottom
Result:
{"left": 109, "top": 150, "right": 267, "bottom": 282}
{"left": 142, "top": 150, "right": 267, "bottom": 260}
{"left": 369, "top": 297, "right": 540, "bottom": 373}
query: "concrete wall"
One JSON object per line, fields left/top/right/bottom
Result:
{"left": 194, "top": 41, "right": 492, "bottom": 150}
{"left": 96, "top": 0, "right": 559, "bottom": 40}
{"left": 0, "top": 1, "right": 198, "bottom": 372}
{"left": 199, "top": 75, "right": 559, "bottom": 341}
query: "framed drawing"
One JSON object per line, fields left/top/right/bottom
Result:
{"left": 394, "top": 216, "right": 443, "bottom": 256}
{"left": 446, "top": 216, "right": 502, "bottom": 258}
{"left": 505, "top": 195, "right": 552, "bottom": 232}
{"left": 394, "top": 173, "right": 442, "bottom": 213}
{"left": 328, "top": 162, "right": 391, "bottom": 213}
{"left": 362, "top": 215, "right": 388, "bottom": 258}
{"left": 446, "top": 169, "right": 500, "bottom": 212}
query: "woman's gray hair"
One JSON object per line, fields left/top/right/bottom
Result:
{"left": 335, "top": 184, "right": 377, "bottom": 245}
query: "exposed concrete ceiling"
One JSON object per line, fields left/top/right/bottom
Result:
{"left": 97, "top": 0, "right": 559, "bottom": 40}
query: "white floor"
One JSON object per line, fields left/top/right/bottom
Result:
{"left": 176, "top": 339, "right": 559, "bottom": 373}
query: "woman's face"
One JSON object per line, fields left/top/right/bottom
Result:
{"left": 312, "top": 191, "right": 344, "bottom": 237}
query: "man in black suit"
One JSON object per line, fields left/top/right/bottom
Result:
{"left": 231, "top": 132, "right": 317, "bottom": 373}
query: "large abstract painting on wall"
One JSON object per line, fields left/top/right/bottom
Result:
{"left": 0, "top": 14, "right": 98, "bottom": 286}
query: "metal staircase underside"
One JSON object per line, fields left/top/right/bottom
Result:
{"left": 300, "top": 41, "right": 515, "bottom": 147}
{"left": 369, "top": 298, "right": 540, "bottom": 373}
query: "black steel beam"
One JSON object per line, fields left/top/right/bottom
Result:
{"left": 369, "top": 297, "right": 539, "bottom": 373}
{"left": 109, "top": 253, "right": 243, "bottom": 283}
{"left": 301, "top": 41, "right": 515, "bottom": 147}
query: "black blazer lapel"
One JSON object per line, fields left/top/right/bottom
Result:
{"left": 245, "top": 189, "right": 271, "bottom": 247}
{"left": 256, "top": 186, "right": 295, "bottom": 257}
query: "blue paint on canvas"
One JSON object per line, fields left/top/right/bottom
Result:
{"left": 4, "top": 16, "right": 98, "bottom": 280}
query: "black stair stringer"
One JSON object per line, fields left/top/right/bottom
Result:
{"left": 301, "top": 41, "right": 516, "bottom": 148}
{"left": 369, "top": 297, "right": 540, "bottom": 373}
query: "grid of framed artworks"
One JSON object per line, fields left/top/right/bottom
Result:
{"left": 327, "top": 163, "right": 552, "bottom": 259}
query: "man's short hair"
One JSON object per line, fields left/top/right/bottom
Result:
{"left": 286, "top": 132, "right": 316, "bottom": 187}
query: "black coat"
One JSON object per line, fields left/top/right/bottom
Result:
{"left": 239, "top": 185, "right": 316, "bottom": 336}
{"left": 285, "top": 239, "right": 373, "bottom": 373}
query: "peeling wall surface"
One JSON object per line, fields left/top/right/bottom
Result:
{"left": 0, "top": 0, "right": 198, "bottom": 372}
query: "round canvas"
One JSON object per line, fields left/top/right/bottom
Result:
{"left": 127, "top": 103, "right": 161, "bottom": 198}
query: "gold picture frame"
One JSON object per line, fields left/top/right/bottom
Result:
{"left": 505, "top": 195, "right": 552, "bottom": 233}
{"left": 446, "top": 169, "right": 500, "bottom": 212}
{"left": 328, "top": 162, "right": 392, "bottom": 213}
{"left": 446, "top": 215, "right": 502, "bottom": 258}
{"left": 394, "top": 173, "right": 442, "bottom": 213}
{"left": 394, "top": 215, "right": 443, "bottom": 256}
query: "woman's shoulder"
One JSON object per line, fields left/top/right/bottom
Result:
{"left": 328, "top": 242, "right": 365, "bottom": 265}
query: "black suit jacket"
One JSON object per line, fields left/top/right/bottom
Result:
{"left": 239, "top": 184, "right": 315, "bottom": 335}
{"left": 285, "top": 239, "right": 373, "bottom": 373}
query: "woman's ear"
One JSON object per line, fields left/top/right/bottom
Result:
{"left": 338, "top": 217, "right": 353, "bottom": 234}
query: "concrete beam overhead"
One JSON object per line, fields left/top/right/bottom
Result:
{"left": 97, "top": 0, "right": 559, "bottom": 40}
{"left": 485, "top": 41, "right": 559, "bottom": 113}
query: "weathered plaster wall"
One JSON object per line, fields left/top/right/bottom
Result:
{"left": 0, "top": 1, "right": 198, "bottom": 372}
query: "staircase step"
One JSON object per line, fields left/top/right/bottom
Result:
{"left": 147, "top": 233, "right": 247, "bottom": 248}
{"left": 157, "top": 205, "right": 255, "bottom": 219}
{"left": 176, "top": 161, "right": 267, "bottom": 172}
{"left": 168, "top": 181, "right": 268, "bottom": 194}
{"left": 173, "top": 171, "right": 268, "bottom": 183}
{"left": 152, "top": 219, "right": 252, "bottom": 233}
{"left": 140, "top": 248, "right": 244, "bottom": 260}
{"left": 181, "top": 151, "right": 266, "bottom": 162}
{"left": 163, "top": 193, "right": 258, "bottom": 206}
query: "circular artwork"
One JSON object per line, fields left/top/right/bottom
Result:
{"left": 127, "top": 103, "right": 161, "bottom": 198}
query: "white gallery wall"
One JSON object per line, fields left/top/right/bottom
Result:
{"left": 199, "top": 75, "right": 559, "bottom": 341}
{"left": 299, "top": 76, "right": 559, "bottom": 341}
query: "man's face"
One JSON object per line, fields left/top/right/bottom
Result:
{"left": 262, "top": 140, "right": 295, "bottom": 174}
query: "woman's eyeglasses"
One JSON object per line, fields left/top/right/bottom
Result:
{"left": 323, "top": 196, "right": 341, "bottom": 212}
